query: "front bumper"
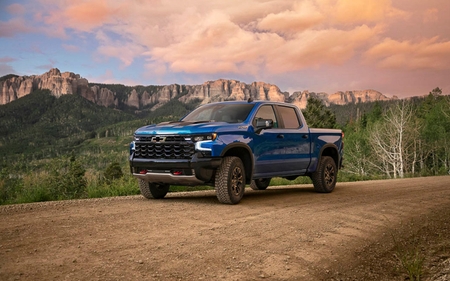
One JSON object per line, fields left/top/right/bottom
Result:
{"left": 129, "top": 153, "right": 222, "bottom": 185}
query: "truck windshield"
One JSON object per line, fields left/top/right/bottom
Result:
{"left": 182, "top": 103, "right": 254, "bottom": 123}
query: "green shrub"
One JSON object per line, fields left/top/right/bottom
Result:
{"left": 86, "top": 174, "right": 139, "bottom": 198}
{"left": 103, "top": 162, "right": 124, "bottom": 184}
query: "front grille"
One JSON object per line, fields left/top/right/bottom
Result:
{"left": 134, "top": 135, "right": 195, "bottom": 159}
{"left": 138, "top": 135, "right": 186, "bottom": 142}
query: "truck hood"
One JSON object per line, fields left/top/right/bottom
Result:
{"left": 134, "top": 121, "right": 237, "bottom": 135}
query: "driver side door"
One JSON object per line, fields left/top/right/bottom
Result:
{"left": 251, "top": 105, "right": 287, "bottom": 177}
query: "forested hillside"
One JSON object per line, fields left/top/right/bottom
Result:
{"left": 342, "top": 88, "right": 450, "bottom": 179}
{"left": 0, "top": 87, "right": 448, "bottom": 205}
{"left": 0, "top": 90, "right": 136, "bottom": 158}
{"left": 0, "top": 90, "right": 201, "bottom": 160}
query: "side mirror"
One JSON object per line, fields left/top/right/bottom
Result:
{"left": 255, "top": 118, "right": 274, "bottom": 132}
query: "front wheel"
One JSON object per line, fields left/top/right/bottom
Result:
{"left": 310, "top": 156, "right": 337, "bottom": 193}
{"left": 250, "top": 178, "right": 271, "bottom": 190}
{"left": 138, "top": 180, "right": 170, "bottom": 199}
{"left": 215, "top": 156, "right": 246, "bottom": 204}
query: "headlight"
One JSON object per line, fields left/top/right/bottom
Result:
{"left": 129, "top": 141, "right": 135, "bottom": 155}
{"left": 192, "top": 133, "right": 217, "bottom": 142}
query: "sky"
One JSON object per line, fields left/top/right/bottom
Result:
{"left": 1, "top": 0, "right": 449, "bottom": 98}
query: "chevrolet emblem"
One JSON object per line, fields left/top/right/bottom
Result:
{"left": 151, "top": 136, "right": 166, "bottom": 143}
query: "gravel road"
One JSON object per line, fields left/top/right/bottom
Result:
{"left": 1, "top": 176, "right": 450, "bottom": 281}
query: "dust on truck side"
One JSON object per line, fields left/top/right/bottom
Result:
{"left": 129, "top": 100, "right": 344, "bottom": 204}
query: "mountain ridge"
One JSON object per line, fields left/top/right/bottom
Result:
{"left": 0, "top": 68, "right": 396, "bottom": 109}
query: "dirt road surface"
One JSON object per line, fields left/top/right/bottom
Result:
{"left": 1, "top": 176, "right": 450, "bottom": 281}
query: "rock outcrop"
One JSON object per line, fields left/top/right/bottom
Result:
{"left": 288, "top": 90, "right": 330, "bottom": 109}
{"left": 328, "top": 90, "right": 390, "bottom": 105}
{"left": 0, "top": 68, "right": 393, "bottom": 110}
{"left": 178, "top": 79, "right": 287, "bottom": 105}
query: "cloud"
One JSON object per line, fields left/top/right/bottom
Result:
{"left": 149, "top": 8, "right": 382, "bottom": 75}
{"left": 266, "top": 25, "right": 381, "bottom": 72}
{"left": 0, "top": 18, "right": 34, "bottom": 37}
{"left": 423, "top": 8, "right": 438, "bottom": 23}
{"left": 40, "top": 0, "right": 126, "bottom": 32}
{"left": 364, "top": 37, "right": 450, "bottom": 70}
{"left": 256, "top": 1, "right": 324, "bottom": 34}
{"left": 12, "top": 0, "right": 413, "bottom": 77}
{"left": 150, "top": 10, "right": 271, "bottom": 75}
{"left": 329, "top": 0, "right": 405, "bottom": 23}
{"left": 95, "top": 30, "right": 146, "bottom": 67}
{"left": 62, "top": 44, "right": 80, "bottom": 52}
{"left": 6, "top": 3, "right": 26, "bottom": 15}
{"left": 0, "top": 56, "right": 16, "bottom": 63}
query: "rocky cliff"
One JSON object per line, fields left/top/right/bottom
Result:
{"left": 0, "top": 68, "right": 393, "bottom": 109}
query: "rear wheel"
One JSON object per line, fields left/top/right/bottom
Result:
{"left": 310, "top": 156, "right": 337, "bottom": 193}
{"left": 138, "top": 180, "right": 170, "bottom": 199}
{"left": 250, "top": 178, "right": 271, "bottom": 190}
{"left": 215, "top": 156, "right": 246, "bottom": 204}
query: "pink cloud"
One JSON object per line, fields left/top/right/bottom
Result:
{"left": 18, "top": 0, "right": 448, "bottom": 83}
{"left": 0, "top": 18, "right": 34, "bottom": 37}
{"left": 150, "top": 6, "right": 382, "bottom": 76}
{"left": 331, "top": 0, "right": 400, "bottom": 23}
{"left": 0, "top": 56, "right": 16, "bottom": 63}
{"left": 423, "top": 8, "right": 438, "bottom": 23}
{"left": 256, "top": 1, "right": 324, "bottom": 34}
{"left": 22, "top": 0, "right": 406, "bottom": 75}
{"left": 266, "top": 25, "right": 381, "bottom": 73}
{"left": 39, "top": 0, "right": 127, "bottom": 33}
{"left": 62, "top": 44, "right": 80, "bottom": 52}
{"left": 364, "top": 37, "right": 450, "bottom": 70}
{"left": 6, "top": 4, "right": 26, "bottom": 15}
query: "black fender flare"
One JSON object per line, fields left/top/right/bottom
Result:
{"left": 317, "top": 143, "right": 340, "bottom": 167}
{"left": 220, "top": 143, "right": 254, "bottom": 184}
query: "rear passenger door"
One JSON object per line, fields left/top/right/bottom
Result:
{"left": 275, "top": 105, "right": 311, "bottom": 173}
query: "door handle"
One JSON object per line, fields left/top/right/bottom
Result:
{"left": 302, "top": 134, "right": 309, "bottom": 139}
{"left": 277, "top": 134, "right": 284, "bottom": 139}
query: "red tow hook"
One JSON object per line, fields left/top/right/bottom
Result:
{"left": 139, "top": 169, "right": 148, "bottom": 174}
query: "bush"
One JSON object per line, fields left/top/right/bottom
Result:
{"left": 103, "top": 162, "right": 124, "bottom": 184}
{"left": 86, "top": 174, "right": 139, "bottom": 198}
{"left": 45, "top": 155, "right": 87, "bottom": 200}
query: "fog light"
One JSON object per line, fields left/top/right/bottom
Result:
{"left": 139, "top": 169, "right": 148, "bottom": 174}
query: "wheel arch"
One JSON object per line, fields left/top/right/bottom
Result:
{"left": 319, "top": 144, "right": 340, "bottom": 168}
{"left": 220, "top": 143, "right": 253, "bottom": 184}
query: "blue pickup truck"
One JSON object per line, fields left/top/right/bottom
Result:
{"left": 129, "top": 100, "right": 344, "bottom": 204}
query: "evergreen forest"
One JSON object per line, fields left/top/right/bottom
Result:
{"left": 0, "top": 86, "right": 449, "bottom": 205}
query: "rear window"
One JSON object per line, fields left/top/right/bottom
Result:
{"left": 277, "top": 106, "right": 301, "bottom": 128}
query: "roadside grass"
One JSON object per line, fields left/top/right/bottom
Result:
{"left": 385, "top": 214, "right": 450, "bottom": 281}
{"left": 389, "top": 220, "right": 425, "bottom": 281}
{"left": 1, "top": 165, "right": 446, "bottom": 205}
{"left": 85, "top": 173, "right": 140, "bottom": 198}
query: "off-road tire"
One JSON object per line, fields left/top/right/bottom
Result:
{"left": 215, "top": 156, "right": 246, "bottom": 204}
{"left": 138, "top": 179, "right": 170, "bottom": 199}
{"left": 310, "top": 156, "right": 337, "bottom": 193}
{"left": 250, "top": 178, "right": 271, "bottom": 190}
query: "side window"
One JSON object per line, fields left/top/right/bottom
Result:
{"left": 277, "top": 106, "right": 301, "bottom": 129}
{"left": 253, "top": 105, "right": 278, "bottom": 128}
